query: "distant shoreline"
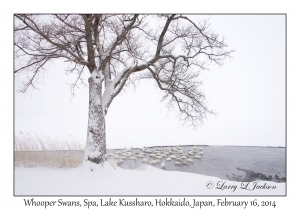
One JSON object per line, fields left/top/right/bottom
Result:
{"left": 14, "top": 144, "right": 286, "bottom": 152}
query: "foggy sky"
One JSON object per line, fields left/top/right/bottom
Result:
{"left": 14, "top": 15, "right": 285, "bottom": 148}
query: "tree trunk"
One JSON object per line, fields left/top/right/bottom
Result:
{"left": 83, "top": 71, "right": 107, "bottom": 166}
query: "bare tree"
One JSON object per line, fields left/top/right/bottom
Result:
{"left": 14, "top": 14, "right": 234, "bottom": 169}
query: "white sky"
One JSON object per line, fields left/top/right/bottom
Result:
{"left": 14, "top": 15, "right": 285, "bottom": 148}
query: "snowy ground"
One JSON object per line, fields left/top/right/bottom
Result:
{"left": 15, "top": 162, "right": 285, "bottom": 196}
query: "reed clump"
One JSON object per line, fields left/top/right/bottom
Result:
{"left": 14, "top": 132, "right": 85, "bottom": 168}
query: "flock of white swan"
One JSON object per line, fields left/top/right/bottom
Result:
{"left": 108, "top": 145, "right": 204, "bottom": 169}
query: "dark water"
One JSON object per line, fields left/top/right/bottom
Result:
{"left": 109, "top": 145, "right": 286, "bottom": 183}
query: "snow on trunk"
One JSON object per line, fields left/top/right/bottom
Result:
{"left": 83, "top": 70, "right": 107, "bottom": 169}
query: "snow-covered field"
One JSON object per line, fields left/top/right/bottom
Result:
{"left": 15, "top": 161, "right": 285, "bottom": 196}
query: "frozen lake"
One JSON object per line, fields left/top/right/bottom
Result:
{"left": 112, "top": 145, "right": 286, "bottom": 183}
{"left": 14, "top": 145, "right": 286, "bottom": 183}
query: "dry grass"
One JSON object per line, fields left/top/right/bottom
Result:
{"left": 14, "top": 133, "right": 85, "bottom": 168}
{"left": 15, "top": 132, "right": 85, "bottom": 151}
{"left": 14, "top": 150, "right": 84, "bottom": 168}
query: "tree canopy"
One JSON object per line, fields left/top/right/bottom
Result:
{"left": 14, "top": 14, "right": 234, "bottom": 127}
